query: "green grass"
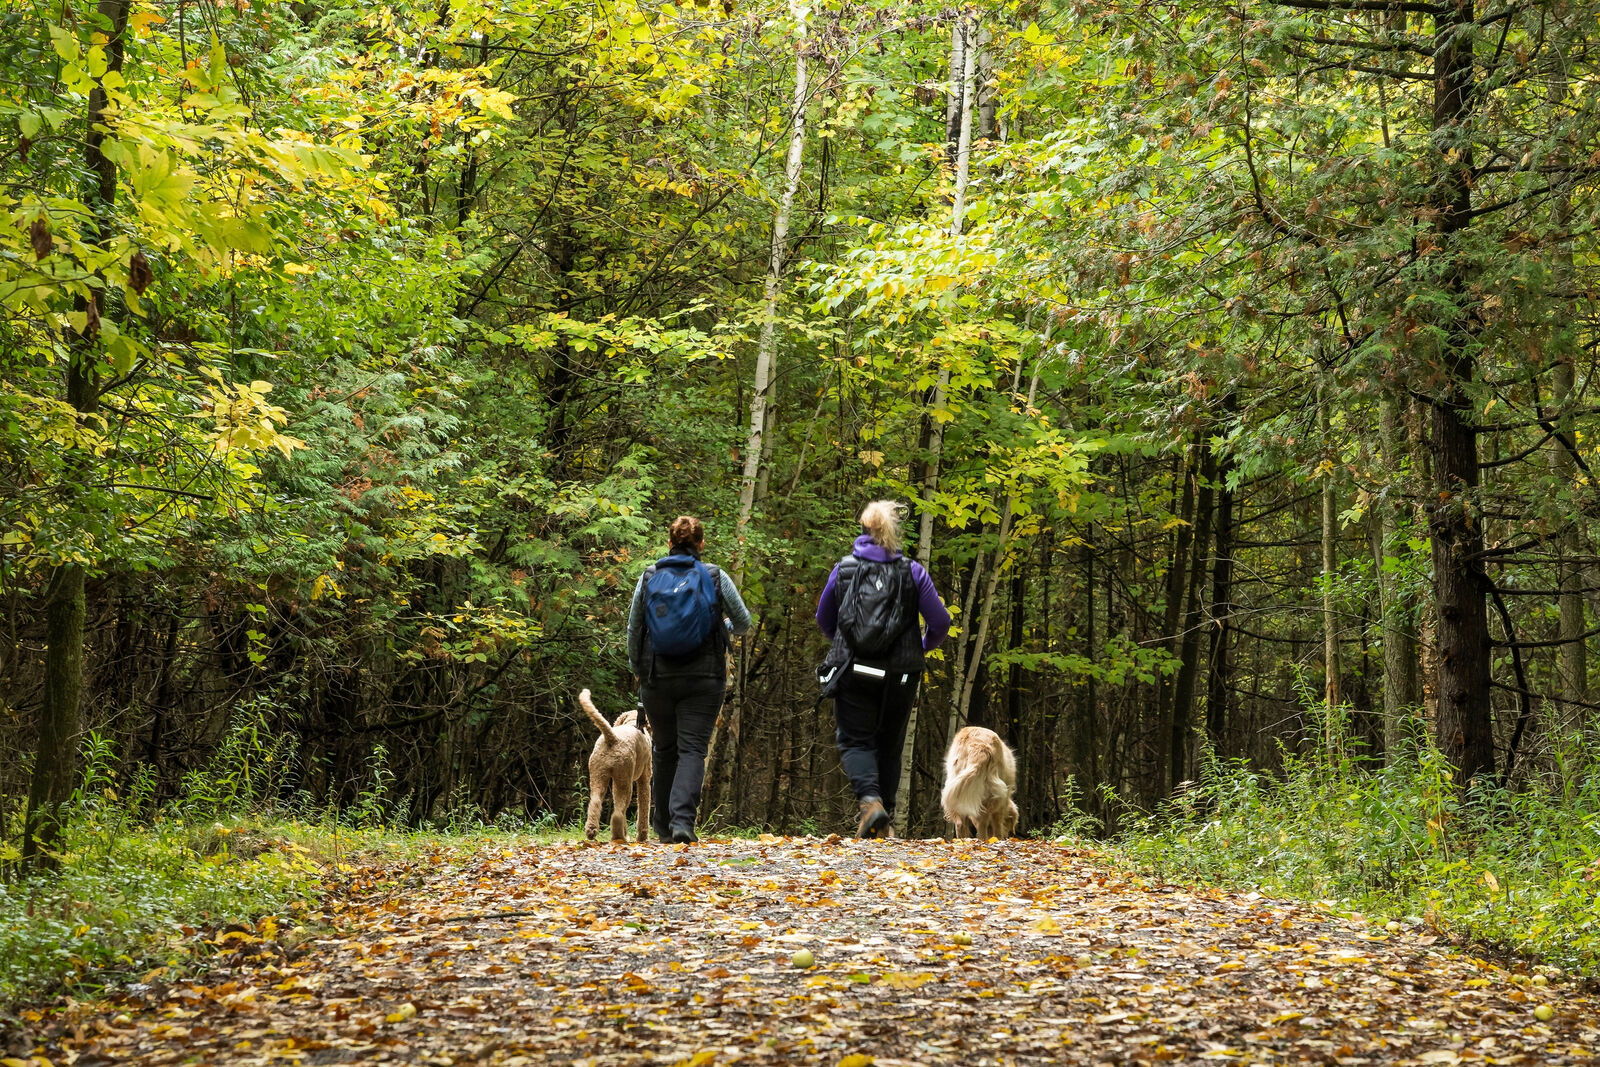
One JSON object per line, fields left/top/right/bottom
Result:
{"left": 0, "top": 816, "right": 593, "bottom": 1009}
{"left": 1106, "top": 718, "right": 1600, "bottom": 977}
{"left": 0, "top": 723, "right": 601, "bottom": 1009}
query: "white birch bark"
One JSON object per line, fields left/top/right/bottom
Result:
{"left": 900, "top": 13, "right": 977, "bottom": 834}
{"left": 706, "top": 0, "right": 809, "bottom": 807}
{"left": 734, "top": 0, "right": 809, "bottom": 573}
{"left": 914, "top": 14, "right": 977, "bottom": 566}
{"left": 1320, "top": 375, "right": 1343, "bottom": 729}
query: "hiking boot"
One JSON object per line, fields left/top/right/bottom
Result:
{"left": 669, "top": 822, "right": 699, "bottom": 844}
{"left": 857, "top": 797, "right": 891, "bottom": 839}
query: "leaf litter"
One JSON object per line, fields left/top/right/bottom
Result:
{"left": 13, "top": 837, "right": 1599, "bottom": 1065}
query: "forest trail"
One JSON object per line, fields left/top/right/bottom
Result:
{"left": 29, "top": 837, "right": 1600, "bottom": 1066}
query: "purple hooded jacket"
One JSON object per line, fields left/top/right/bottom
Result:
{"left": 816, "top": 535, "right": 951, "bottom": 652}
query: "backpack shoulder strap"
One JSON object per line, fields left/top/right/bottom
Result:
{"left": 834, "top": 554, "right": 861, "bottom": 594}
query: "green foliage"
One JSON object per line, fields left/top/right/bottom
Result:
{"left": 0, "top": 816, "right": 325, "bottom": 1006}
{"left": 1118, "top": 723, "right": 1600, "bottom": 977}
{"left": 0, "top": 723, "right": 587, "bottom": 1006}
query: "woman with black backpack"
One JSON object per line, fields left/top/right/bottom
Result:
{"left": 628, "top": 515, "right": 752, "bottom": 843}
{"left": 816, "top": 500, "right": 951, "bottom": 838}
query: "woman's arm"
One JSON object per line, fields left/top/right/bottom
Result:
{"left": 718, "top": 569, "right": 753, "bottom": 635}
{"left": 627, "top": 575, "right": 648, "bottom": 675}
{"left": 910, "top": 561, "right": 952, "bottom": 650}
{"left": 815, "top": 565, "right": 841, "bottom": 639}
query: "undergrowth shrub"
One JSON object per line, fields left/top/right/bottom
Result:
{"left": 1, "top": 701, "right": 573, "bottom": 1006}
{"left": 1115, "top": 713, "right": 1600, "bottom": 976}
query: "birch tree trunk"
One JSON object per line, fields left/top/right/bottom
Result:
{"left": 1320, "top": 378, "right": 1343, "bottom": 713}
{"left": 976, "top": 23, "right": 995, "bottom": 142}
{"left": 705, "top": 0, "right": 808, "bottom": 817}
{"left": 1155, "top": 443, "right": 1197, "bottom": 789}
{"left": 915, "top": 14, "right": 976, "bottom": 567}
{"left": 734, "top": 0, "right": 809, "bottom": 566}
{"left": 899, "top": 12, "right": 976, "bottom": 834}
{"left": 943, "top": 18, "right": 967, "bottom": 167}
{"left": 1170, "top": 440, "right": 1216, "bottom": 792}
{"left": 1408, "top": 396, "right": 1439, "bottom": 727}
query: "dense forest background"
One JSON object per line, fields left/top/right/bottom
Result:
{"left": 7, "top": 0, "right": 1600, "bottom": 851}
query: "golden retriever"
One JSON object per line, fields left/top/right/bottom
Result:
{"left": 580, "top": 689, "right": 652, "bottom": 842}
{"left": 941, "top": 726, "right": 1018, "bottom": 840}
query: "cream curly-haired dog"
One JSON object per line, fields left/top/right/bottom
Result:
{"left": 941, "top": 725, "right": 1018, "bottom": 840}
{"left": 580, "top": 689, "right": 652, "bottom": 842}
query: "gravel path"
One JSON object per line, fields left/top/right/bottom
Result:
{"left": 23, "top": 836, "right": 1600, "bottom": 1065}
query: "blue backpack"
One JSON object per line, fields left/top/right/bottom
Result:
{"left": 643, "top": 555, "right": 720, "bottom": 657}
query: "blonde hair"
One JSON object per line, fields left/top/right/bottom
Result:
{"left": 859, "top": 500, "right": 904, "bottom": 553}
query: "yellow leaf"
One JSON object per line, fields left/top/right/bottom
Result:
{"left": 877, "top": 971, "right": 934, "bottom": 989}
{"left": 1029, "top": 916, "right": 1062, "bottom": 935}
{"left": 1483, "top": 870, "right": 1500, "bottom": 893}
{"left": 838, "top": 1056, "right": 875, "bottom": 1067}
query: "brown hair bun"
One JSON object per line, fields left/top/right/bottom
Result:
{"left": 668, "top": 515, "right": 705, "bottom": 553}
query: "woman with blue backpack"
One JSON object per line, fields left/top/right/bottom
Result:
{"left": 628, "top": 515, "right": 752, "bottom": 843}
{"left": 816, "top": 500, "right": 951, "bottom": 838}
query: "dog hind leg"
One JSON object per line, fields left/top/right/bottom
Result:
{"left": 610, "top": 776, "right": 631, "bottom": 842}
{"left": 635, "top": 769, "right": 651, "bottom": 843}
{"left": 585, "top": 771, "right": 607, "bottom": 840}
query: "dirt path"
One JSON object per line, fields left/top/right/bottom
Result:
{"left": 26, "top": 837, "right": 1600, "bottom": 1065}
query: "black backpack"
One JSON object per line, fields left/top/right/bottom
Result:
{"left": 835, "top": 555, "right": 916, "bottom": 659}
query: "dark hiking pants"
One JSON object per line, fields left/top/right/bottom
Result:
{"left": 833, "top": 672, "right": 918, "bottom": 810}
{"left": 641, "top": 674, "right": 724, "bottom": 834}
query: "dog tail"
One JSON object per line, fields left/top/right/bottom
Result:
{"left": 941, "top": 737, "right": 991, "bottom": 824}
{"left": 579, "top": 689, "right": 619, "bottom": 745}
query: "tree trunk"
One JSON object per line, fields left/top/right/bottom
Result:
{"left": 914, "top": 15, "right": 976, "bottom": 567}
{"left": 1320, "top": 377, "right": 1342, "bottom": 712}
{"left": 1374, "top": 392, "right": 1418, "bottom": 761}
{"left": 956, "top": 507, "right": 1012, "bottom": 725}
{"left": 22, "top": 0, "right": 131, "bottom": 870}
{"left": 943, "top": 18, "right": 967, "bottom": 167}
{"left": 1155, "top": 442, "right": 1197, "bottom": 793}
{"left": 1427, "top": 1, "right": 1495, "bottom": 785}
{"left": 1204, "top": 447, "right": 1235, "bottom": 760}
{"left": 976, "top": 24, "right": 996, "bottom": 142}
{"left": 707, "top": 0, "right": 809, "bottom": 817}
{"left": 1170, "top": 439, "right": 1215, "bottom": 792}
{"left": 1407, "top": 396, "right": 1439, "bottom": 726}
{"left": 735, "top": 0, "right": 809, "bottom": 561}
{"left": 1547, "top": 67, "right": 1586, "bottom": 725}
{"left": 900, "top": 15, "right": 976, "bottom": 834}
{"left": 950, "top": 348, "right": 1038, "bottom": 732}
